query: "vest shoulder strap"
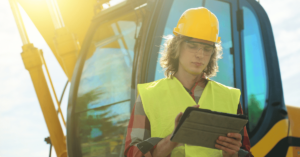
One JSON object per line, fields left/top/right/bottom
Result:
{"left": 208, "top": 80, "right": 241, "bottom": 105}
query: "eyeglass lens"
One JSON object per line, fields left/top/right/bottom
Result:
{"left": 185, "top": 41, "right": 214, "bottom": 56}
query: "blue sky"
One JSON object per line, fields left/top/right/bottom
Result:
{"left": 0, "top": 0, "right": 299, "bottom": 157}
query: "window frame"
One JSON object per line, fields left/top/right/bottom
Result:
{"left": 135, "top": 0, "right": 174, "bottom": 84}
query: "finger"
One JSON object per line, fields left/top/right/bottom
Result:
{"left": 228, "top": 133, "right": 242, "bottom": 141}
{"left": 192, "top": 104, "right": 199, "bottom": 108}
{"left": 215, "top": 144, "right": 238, "bottom": 156}
{"left": 216, "top": 139, "right": 240, "bottom": 152}
{"left": 176, "top": 112, "right": 183, "bottom": 121}
{"left": 218, "top": 136, "right": 242, "bottom": 147}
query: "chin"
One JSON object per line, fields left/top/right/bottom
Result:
{"left": 189, "top": 67, "right": 203, "bottom": 75}
{"left": 188, "top": 70, "right": 202, "bottom": 76}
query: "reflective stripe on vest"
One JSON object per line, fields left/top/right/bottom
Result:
{"left": 138, "top": 77, "right": 241, "bottom": 157}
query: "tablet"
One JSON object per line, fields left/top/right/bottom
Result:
{"left": 170, "top": 107, "right": 248, "bottom": 149}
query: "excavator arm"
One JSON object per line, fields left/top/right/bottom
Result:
{"left": 8, "top": 0, "right": 101, "bottom": 156}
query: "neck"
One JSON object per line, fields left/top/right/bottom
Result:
{"left": 174, "top": 66, "right": 202, "bottom": 90}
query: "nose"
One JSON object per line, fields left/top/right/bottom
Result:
{"left": 195, "top": 48, "right": 204, "bottom": 57}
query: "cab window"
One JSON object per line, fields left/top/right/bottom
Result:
{"left": 154, "top": 0, "right": 235, "bottom": 87}
{"left": 75, "top": 10, "right": 143, "bottom": 156}
{"left": 243, "top": 6, "right": 268, "bottom": 132}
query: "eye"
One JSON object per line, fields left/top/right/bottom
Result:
{"left": 204, "top": 47, "right": 213, "bottom": 52}
{"left": 187, "top": 43, "right": 197, "bottom": 49}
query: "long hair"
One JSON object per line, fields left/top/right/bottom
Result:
{"left": 159, "top": 35, "right": 223, "bottom": 78}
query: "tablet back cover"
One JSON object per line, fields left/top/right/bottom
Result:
{"left": 171, "top": 108, "right": 248, "bottom": 149}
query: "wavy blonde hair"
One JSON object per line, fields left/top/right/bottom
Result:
{"left": 159, "top": 35, "right": 223, "bottom": 78}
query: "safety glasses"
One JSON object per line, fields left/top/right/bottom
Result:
{"left": 184, "top": 40, "right": 215, "bottom": 56}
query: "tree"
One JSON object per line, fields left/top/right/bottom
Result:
{"left": 76, "top": 87, "right": 128, "bottom": 156}
{"left": 248, "top": 94, "right": 264, "bottom": 132}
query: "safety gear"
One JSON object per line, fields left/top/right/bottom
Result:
{"left": 173, "top": 7, "right": 221, "bottom": 43}
{"left": 184, "top": 40, "right": 214, "bottom": 56}
{"left": 138, "top": 77, "right": 240, "bottom": 157}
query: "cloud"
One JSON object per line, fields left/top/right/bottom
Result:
{"left": 261, "top": 0, "right": 300, "bottom": 107}
{"left": 279, "top": 51, "right": 300, "bottom": 80}
{"left": 262, "top": 0, "right": 300, "bottom": 28}
{"left": 282, "top": 72, "right": 300, "bottom": 106}
{"left": 275, "top": 28, "right": 300, "bottom": 58}
{"left": 0, "top": 1, "right": 68, "bottom": 157}
{"left": 0, "top": 102, "right": 51, "bottom": 157}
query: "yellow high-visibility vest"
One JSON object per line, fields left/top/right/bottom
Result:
{"left": 138, "top": 77, "right": 240, "bottom": 157}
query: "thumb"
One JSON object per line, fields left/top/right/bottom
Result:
{"left": 174, "top": 112, "right": 183, "bottom": 128}
{"left": 192, "top": 104, "right": 199, "bottom": 108}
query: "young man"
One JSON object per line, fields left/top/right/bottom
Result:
{"left": 124, "top": 7, "right": 253, "bottom": 157}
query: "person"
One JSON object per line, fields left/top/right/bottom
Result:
{"left": 124, "top": 7, "right": 253, "bottom": 157}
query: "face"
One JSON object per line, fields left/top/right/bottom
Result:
{"left": 178, "top": 38, "right": 214, "bottom": 76}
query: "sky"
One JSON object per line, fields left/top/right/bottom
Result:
{"left": 0, "top": 0, "right": 299, "bottom": 157}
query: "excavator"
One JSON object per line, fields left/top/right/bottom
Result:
{"left": 9, "top": 0, "right": 300, "bottom": 156}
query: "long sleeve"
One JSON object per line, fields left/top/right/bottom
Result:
{"left": 237, "top": 104, "right": 254, "bottom": 157}
{"left": 124, "top": 95, "right": 159, "bottom": 157}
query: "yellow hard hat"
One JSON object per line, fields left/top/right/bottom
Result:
{"left": 173, "top": 7, "right": 221, "bottom": 43}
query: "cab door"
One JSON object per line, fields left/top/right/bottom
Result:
{"left": 238, "top": 0, "right": 288, "bottom": 156}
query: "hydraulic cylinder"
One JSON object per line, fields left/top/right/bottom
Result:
{"left": 21, "top": 43, "right": 67, "bottom": 157}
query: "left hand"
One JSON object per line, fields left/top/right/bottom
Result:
{"left": 215, "top": 133, "right": 242, "bottom": 157}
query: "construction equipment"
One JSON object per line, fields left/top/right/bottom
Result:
{"left": 9, "top": 0, "right": 300, "bottom": 156}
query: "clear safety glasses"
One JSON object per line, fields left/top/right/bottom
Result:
{"left": 184, "top": 40, "right": 215, "bottom": 56}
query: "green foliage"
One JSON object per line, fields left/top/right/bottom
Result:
{"left": 76, "top": 88, "right": 104, "bottom": 112}
{"left": 75, "top": 87, "right": 127, "bottom": 156}
{"left": 248, "top": 94, "right": 264, "bottom": 132}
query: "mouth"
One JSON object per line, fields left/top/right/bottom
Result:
{"left": 192, "top": 62, "right": 203, "bottom": 66}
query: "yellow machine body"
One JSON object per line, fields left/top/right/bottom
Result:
{"left": 16, "top": 0, "right": 96, "bottom": 79}
{"left": 286, "top": 105, "right": 300, "bottom": 156}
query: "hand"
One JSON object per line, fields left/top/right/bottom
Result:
{"left": 215, "top": 133, "right": 242, "bottom": 157}
{"left": 172, "top": 105, "right": 199, "bottom": 147}
{"left": 173, "top": 104, "right": 199, "bottom": 133}
{"left": 153, "top": 105, "right": 200, "bottom": 157}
